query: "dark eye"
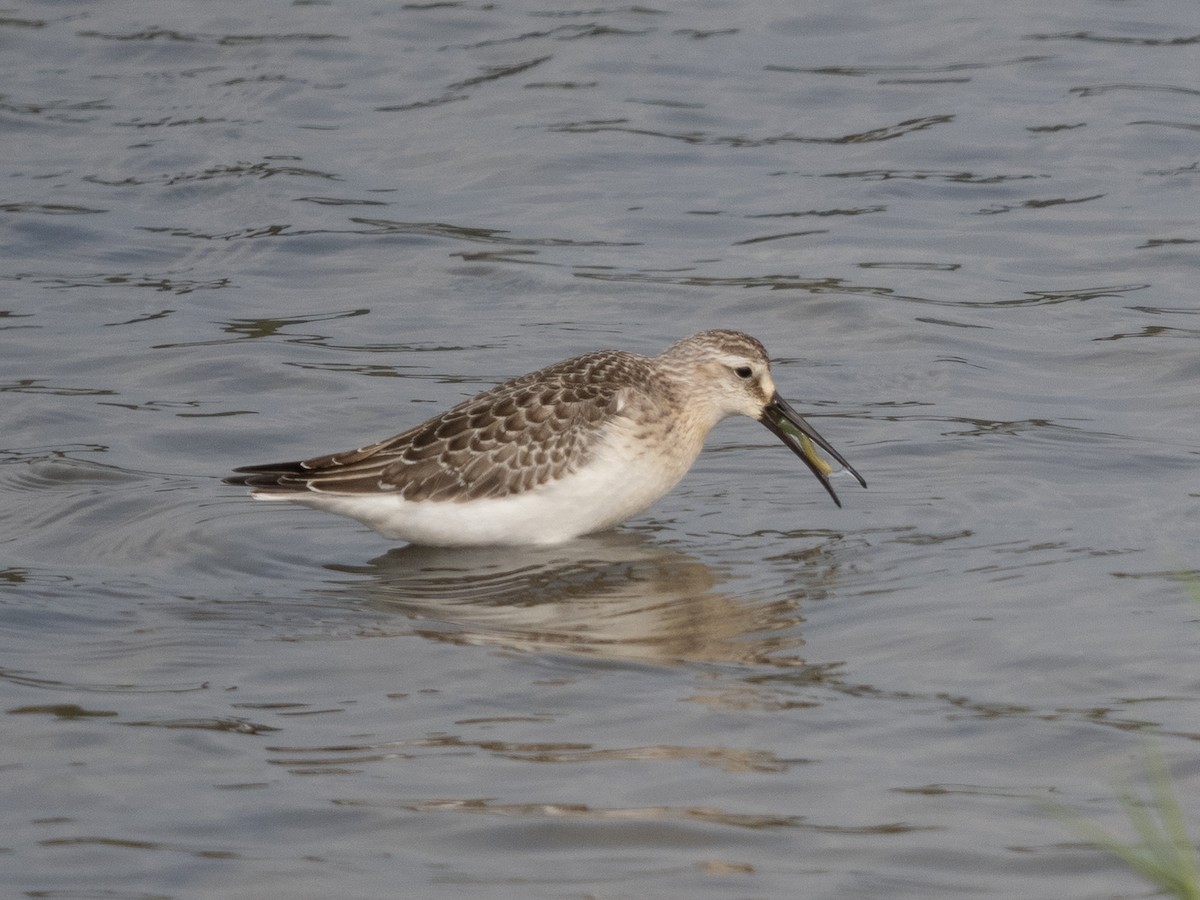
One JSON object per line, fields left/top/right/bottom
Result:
{"left": 734, "top": 365, "right": 753, "bottom": 379}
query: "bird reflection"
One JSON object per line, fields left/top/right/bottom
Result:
{"left": 325, "top": 532, "right": 846, "bottom": 667}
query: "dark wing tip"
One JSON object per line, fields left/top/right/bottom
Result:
{"left": 223, "top": 461, "right": 310, "bottom": 490}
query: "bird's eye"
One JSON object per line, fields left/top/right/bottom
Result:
{"left": 734, "top": 365, "right": 754, "bottom": 379}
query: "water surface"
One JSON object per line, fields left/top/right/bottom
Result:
{"left": 2, "top": 1, "right": 1198, "bottom": 897}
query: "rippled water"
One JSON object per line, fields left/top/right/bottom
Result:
{"left": 3, "top": 1, "right": 1198, "bottom": 897}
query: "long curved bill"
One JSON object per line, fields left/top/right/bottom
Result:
{"left": 760, "top": 394, "right": 867, "bottom": 507}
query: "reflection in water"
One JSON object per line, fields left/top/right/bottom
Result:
{"left": 335, "top": 796, "right": 807, "bottom": 830}
{"left": 329, "top": 796, "right": 927, "bottom": 835}
{"left": 325, "top": 533, "right": 845, "bottom": 667}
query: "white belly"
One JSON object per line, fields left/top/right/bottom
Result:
{"left": 254, "top": 436, "right": 699, "bottom": 547}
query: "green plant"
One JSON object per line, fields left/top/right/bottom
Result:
{"left": 1049, "top": 741, "right": 1199, "bottom": 900}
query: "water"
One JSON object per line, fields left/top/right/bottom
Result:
{"left": 3, "top": 1, "right": 1198, "bottom": 897}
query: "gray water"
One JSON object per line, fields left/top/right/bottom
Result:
{"left": 3, "top": 1, "right": 1199, "bottom": 897}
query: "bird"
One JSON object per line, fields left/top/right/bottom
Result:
{"left": 225, "top": 329, "right": 866, "bottom": 546}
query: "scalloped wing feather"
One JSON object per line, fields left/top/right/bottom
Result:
{"left": 229, "top": 350, "right": 653, "bottom": 502}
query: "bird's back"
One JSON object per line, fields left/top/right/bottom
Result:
{"left": 227, "top": 348, "right": 661, "bottom": 503}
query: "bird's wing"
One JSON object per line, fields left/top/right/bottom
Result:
{"left": 227, "top": 350, "right": 649, "bottom": 501}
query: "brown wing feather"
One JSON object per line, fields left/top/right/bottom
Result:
{"left": 227, "top": 350, "right": 654, "bottom": 502}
